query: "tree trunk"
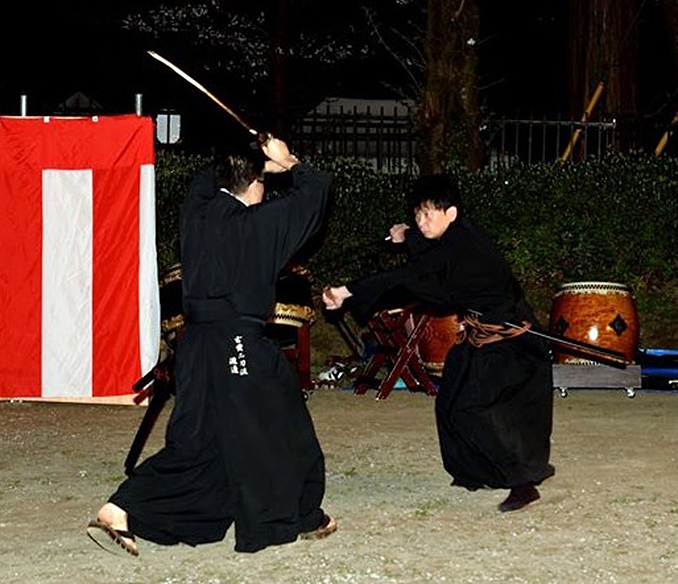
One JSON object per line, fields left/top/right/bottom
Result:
{"left": 271, "top": 0, "right": 291, "bottom": 136}
{"left": 418, "top": 0, "right": 483, "bottom": 173}
{"left": 569, "top": 0, "right": 639, "bottom": 118}
{"left": 661, "top": 0, "right": 678, "bottom": 80}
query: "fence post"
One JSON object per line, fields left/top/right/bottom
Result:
{"left": 366, "top": 105, "right": 372, "bottom": 170}
{"left": 352, "top": 106, "right": 358, "bottom": 157}
{"left": 597, "top": 120, "right": 603, "bottom": 158}
{"left": 395, "top": 105, "right": 402, "bottom": 173}
{"left": 339, "top": 105, "right": 345, "bottom": 156}
{"left": 556, "top": 114, "right": 562, "bottom": 161}
{"left": 500, "top": 118, "right": 506, "bottom": 170}
{"left": 377, "top": 106, "right": 384, "bottom": 171}
{"left": 407, "top": 105, "right": 414, "bottom": 174}
{"left": 326, "top": 104, "right": 332, "bottom": 157}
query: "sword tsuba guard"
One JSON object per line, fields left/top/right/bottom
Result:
{"left": 247, "top": 131, "right": 270, "bottom": 151}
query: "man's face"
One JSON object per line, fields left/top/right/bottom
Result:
{"left": 414, "top": 201, "right": 457, "bottom": 239}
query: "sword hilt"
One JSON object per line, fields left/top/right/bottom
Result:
{"left": 249, "top": 131, "right": 272, "bottom": 150}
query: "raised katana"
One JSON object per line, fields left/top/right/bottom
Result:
{"left": 147, "top": 50, "right": 261, "bottom": 139}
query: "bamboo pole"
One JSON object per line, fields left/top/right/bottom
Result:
{"left": 654, "top": 110, "right": 678, "bottom": 156}
{"left": 559, "top": 80, "right": 606, "bottom": 164}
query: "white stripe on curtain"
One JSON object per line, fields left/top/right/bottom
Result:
{"left": 139, "top": 163, "right": 160, "bottom": 375}
{"left": 42, "top": 169, "right": 93, "bottom": 397}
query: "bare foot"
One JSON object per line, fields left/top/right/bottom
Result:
{"left": 96, "top": 502, "right": 126, "bottom": 526}
{"left": 87, "top": 502, "right": 138, "bottom": 556}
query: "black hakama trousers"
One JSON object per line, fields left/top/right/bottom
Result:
{"left": 110, "top": 319, "right": 326, "bottom": 553}
{"left": 435, "top": 334, "right": 554, "bottom": 490}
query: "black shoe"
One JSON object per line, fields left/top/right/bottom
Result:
{"left": 498, "top": 484, "right": 540, "bottom": 513}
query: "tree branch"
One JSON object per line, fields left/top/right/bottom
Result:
{"left": 453, "top": 0, "right": 467, "bottom": 21}
{"left": 363, "top": 7, "right": 423, "bottom": 95}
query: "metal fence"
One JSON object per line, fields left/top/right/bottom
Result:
{"left": 483, "top": 117, "right": 619, "bottom": 169}
{"left": 290, "top": 106, "right": 665, "bottom": 173}
{"left": 290, "top": 103, "right": 418, "bottom": 174}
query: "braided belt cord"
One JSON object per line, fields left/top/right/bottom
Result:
{"left": 462, "top": 314, "right": 532, "bottom": 347}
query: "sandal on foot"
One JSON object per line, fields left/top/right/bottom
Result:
{"left": 299, "top": 514, "right": 337, "bottom": 540}
{"left": 86, "top": 519, "right": 139, "bottom": 557}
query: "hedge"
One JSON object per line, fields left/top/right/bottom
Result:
{"left": 155, "top": 149, "right": 211, "bottom": 270}
{"left": 155, "top": 150, "right": 678, "bottom": 346}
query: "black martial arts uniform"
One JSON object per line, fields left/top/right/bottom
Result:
{"left": 110, "top": 163, "right": 331, "bottom": 553}
{"left": 347, "top": 217, "right": 554, "bottom": 490}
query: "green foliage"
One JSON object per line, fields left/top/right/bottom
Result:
{"left": 153, "top": 150, "right": 678, "bottom": 345}
{"left": 310, "top": 153, "right": 678, "bottom": 345}
{"left": 453, "top": 154, "right": 678, "bottom": 342}
{"left": 155, "top": 149, "right": 210, "bottom": 272}
{"left": 304, "top": 157, "right": 414, "bottom": 285}
{"left": 462, "top": 154, "right": 678, "bottom": 286}
{"left": 462, "top": 154, "right": 678, "bottom": 330}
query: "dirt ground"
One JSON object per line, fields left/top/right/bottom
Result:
{"left": 1, "top": 386, "right": 678, "bottom": 584}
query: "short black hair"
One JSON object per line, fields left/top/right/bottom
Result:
{"left": 408, "top": 174, "right": 462, "bottom": 215}
{"left": 214, "top": 146, "right": 265, "bottom": 194}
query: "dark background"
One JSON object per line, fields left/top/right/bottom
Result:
{"left": 1, "top": 2, "right": 675, "bottom": 140}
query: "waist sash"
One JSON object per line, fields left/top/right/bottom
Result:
{"left": 184, "top": 298, "right": 265, "bottom": 327}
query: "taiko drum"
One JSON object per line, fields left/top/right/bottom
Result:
{"left": 418, "top": 314, "right": 463, "bottom": 376}
{"left": 159, "top": 263, "right": 185, "bottom": 348}
{"left": 549, "top": 282, "right": 639, "bottom": 364}
{"left": 270, "top": 264, "right": 315, "bottom": 328}
{"left": 158, "top": 262, "right": 315, "bottom": 346}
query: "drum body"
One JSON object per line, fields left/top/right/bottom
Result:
{"left": 158, "top": 262, "right": 315, "bottom": 348}
{"left": 159, "top": 263, "right": 185, "bottom": 350}
{"left": 266, "top": 264, "right": 315, "bottom": 349}
{"left": 549, "top": 281, "right": 639, "bottom": 364}
{"left": 418, "top": 314, "right": 462, "bottom": 376}
{"left": 270, "top": 264, "right": 315, "bottom": 328}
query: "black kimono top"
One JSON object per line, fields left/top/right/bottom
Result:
{"left": 179, "top": 163, "right": 331, "bottom": 322}
{"left": 347, "top": 216, "right": 534, "bottom": 325}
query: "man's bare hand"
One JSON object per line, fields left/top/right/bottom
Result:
{"left": 322, "top": 286, "right": 353, "bottom": 310}
{"left": 389, "top": 223, "right": 410, "bottom": 243}
{"left": 261, "top": 136, "right": 300, "bottom": 173}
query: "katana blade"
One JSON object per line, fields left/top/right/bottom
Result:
{"left": 147, "top": 50, "right": 258, "bottom": 136}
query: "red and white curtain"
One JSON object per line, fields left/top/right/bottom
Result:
{"left": 0, "top": 115, "right": 159, "bottom": 399}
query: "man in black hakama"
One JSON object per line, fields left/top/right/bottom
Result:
{"left": 87, "top": 137, "right": 336, "bottom": 556}
{"left": 324, "top": 174, "right": 554, "bottom": 512}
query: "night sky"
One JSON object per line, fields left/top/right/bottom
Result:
{"left": 1, "top": 2, "right": 674, "bottom": 130}
{"left": 1, "top": 2, "right": 169, "bottom": 116}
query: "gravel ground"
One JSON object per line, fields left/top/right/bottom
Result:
{"left": 1, "top": 388, "right": 678, "bottom": 584}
